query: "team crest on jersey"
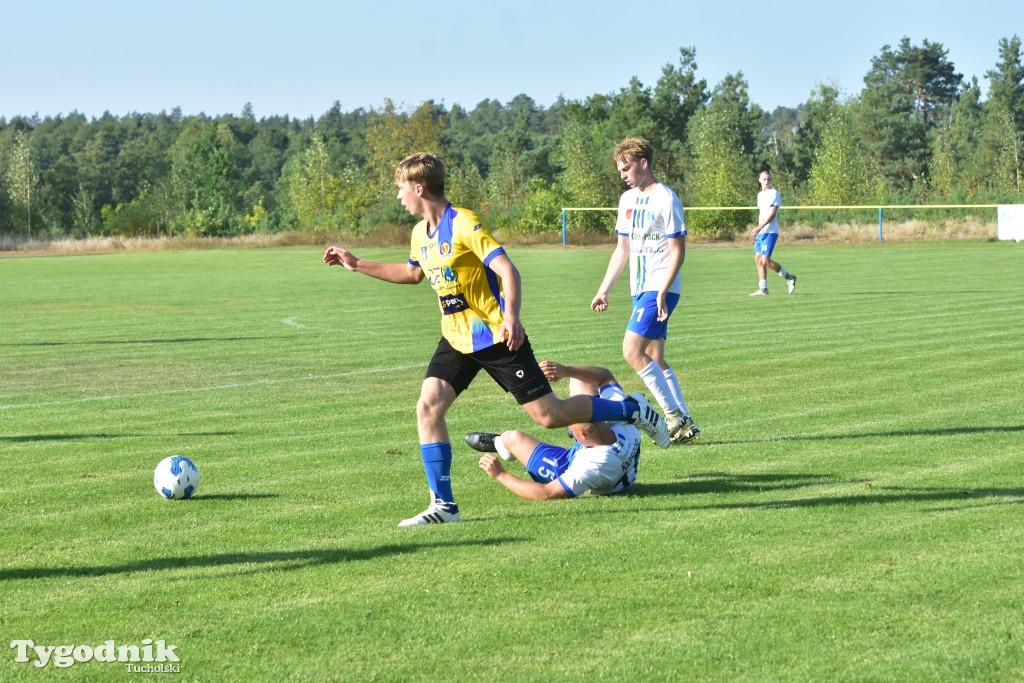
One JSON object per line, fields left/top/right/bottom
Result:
{"left": 439, "top": 240, "right": 452, "bottom": 257}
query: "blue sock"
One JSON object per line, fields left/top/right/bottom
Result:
{"left": 420, "top": 442, "right": 454, "bottom": 504}
{"left": 589, "top": 396, "right": 633, "bottom": 422}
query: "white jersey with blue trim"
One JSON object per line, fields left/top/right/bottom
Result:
{"left": 556, "top": 383, "right": 642, "bottom": 497}
{"left": 757, "top": 187, "right": 781, "bottom": 235}
{"left": 615, "top": 182, "right": 685, "bottom": 297}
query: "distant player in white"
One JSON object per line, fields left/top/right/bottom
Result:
{"left": 592, "top": 137, "right": 699, "bottom": 444}
{"left": 749, "top": 170, "right": 797, "bottom": 296}
{"left": 469, "top": 362, "right": 642, "bottom": 499}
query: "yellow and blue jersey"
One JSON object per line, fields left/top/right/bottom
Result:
{"left": 409, "top": 205, "right": 507, "bottom": 354}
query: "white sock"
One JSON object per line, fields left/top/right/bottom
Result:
{"left": 494, "top": 434, "right": 513, "bottom": 462}
{"left": 778, "top": 267, "right": 789, "bottom": 278}
{"left": 759, "top": 279, "right": 768, "bottom": 291}
{"left": 639, "top": 361, "right": 678, "bottom": 415}
{"left": 662, "top": 367, "right": 690, "bottom": 416}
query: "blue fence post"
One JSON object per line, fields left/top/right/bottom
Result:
{"left": 878, "top": 207, "right": 883, "bottom": 242}
{"left": 562, "top": 209, "right": 567, "bottom": 245}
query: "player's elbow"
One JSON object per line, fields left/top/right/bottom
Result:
{"left": 538, "top": 486, "right": 570, "bottom": 501}
{"left": 518, "top": 485, "right": 566, "bottom": 501}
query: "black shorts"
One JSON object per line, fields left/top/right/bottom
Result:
{"left": 426, "top": 336, "right": 553, "bottom": 405}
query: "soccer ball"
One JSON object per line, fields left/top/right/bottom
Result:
{"left": 154, "top": 455, "right": 200, "bottom": 499}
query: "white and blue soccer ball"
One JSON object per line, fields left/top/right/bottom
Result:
{"left": 154, "top": 455, "right": 200, "bottom": 499}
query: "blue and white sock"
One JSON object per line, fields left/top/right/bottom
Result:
{"left": 420, "top": 442, "right": 454, "bottom": 504}
{"left": 588, "top": 396, "right": 633, "bottom": 422}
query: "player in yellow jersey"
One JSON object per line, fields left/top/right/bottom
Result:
{"left": 324, "top": 153, "right": 670, "bottom": 526}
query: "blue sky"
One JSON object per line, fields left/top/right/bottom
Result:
{"left": 2, "top": 0, "right": 1019, "bottom": 121}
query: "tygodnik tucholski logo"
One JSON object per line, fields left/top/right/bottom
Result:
{"left": 10, "top": 639, "right": 180, "bottom": 671}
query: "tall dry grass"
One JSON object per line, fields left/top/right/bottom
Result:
{"left": 781, "top": 216, "right": 996, "bottom": 244}
{"left": 0, "top": 218, "right": 999, "bottom": 257}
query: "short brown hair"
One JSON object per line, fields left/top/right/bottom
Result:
{"left": 395, "top": 153, "right": 447, "bottom": 195}
{"left": 613, "top": 137, "right": 654, "bottom": 165}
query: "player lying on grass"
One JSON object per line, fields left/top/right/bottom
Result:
{"left": 467, "top": 361, "right": 642, "bottom": 500}
{"left": 324, "top": 153, "right": 669, "bottom": 526}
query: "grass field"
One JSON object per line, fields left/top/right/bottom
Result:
{"left": 1, "top": 241, "right": 1022, "bottom": 681}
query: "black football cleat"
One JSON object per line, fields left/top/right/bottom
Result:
{"left": 465, "top": 432, "right": 500, "bottom": 453}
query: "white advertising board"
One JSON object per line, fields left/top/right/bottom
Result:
{"left": 997, "top": 205, "right": 1024, "bottom": 241}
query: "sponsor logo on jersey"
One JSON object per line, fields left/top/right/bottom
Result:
{"left": 439, "top": 293, "right": 470, "bottom": 315}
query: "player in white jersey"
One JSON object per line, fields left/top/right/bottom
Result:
{"left": 592, "top": 137, "right": 699, "bottom": 445}
{"left": 468, "top": 361, "right": 642, "bottom": 499}
{"left": 749, "top": 170, "right": 797, "bottom": 296}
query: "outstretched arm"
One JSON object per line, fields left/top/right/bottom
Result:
{"left": 323, "top": 245, "right": 423, "bottom": 284}
{"left": 478, "top": 455, "right": 570, "bottom": 500}
{"left": 539, "top": 361, "right": 615, "bottom": 388}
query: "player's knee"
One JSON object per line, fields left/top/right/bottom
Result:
{"left": 531, "top": 410, "right": 561, "bottom": 430}
{"left": 521, "top": 395, "right": 563, "bottom": 429}
{"left": 622, "top": 349, "right": 647, "bottom": 372}
{"left": 501, "top": 430, "right": 529, "bottom": 451}
{"left": 416, "top": 396, "right": 446, "bottom": 424}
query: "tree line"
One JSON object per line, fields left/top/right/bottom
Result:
{"left": 2, "top": 37, "right": 1022, "bottom": 243}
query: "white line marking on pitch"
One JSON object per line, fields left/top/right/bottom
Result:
{"left": 0, "top": 365, "right": 423, "bottom": 411}
{"left": 283, "top": 312, "right": 430, "bottom": 334}
{"left": 282, "top": 315, "right": 387, "bottom": 334}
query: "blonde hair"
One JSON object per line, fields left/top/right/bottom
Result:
{"left": 613, "top": 137, "right": 654, "bottom": 165}
{"left": 395, "top": 153, "right": 447, "bottom": 195}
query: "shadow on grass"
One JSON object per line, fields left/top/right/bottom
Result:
{"left": 0, "top": 336, "right": 291, "bottom": 347}
{"left": 187, "top": 493, "right": 279, "bottom": 501}
{"left": 0, "top": 537, "right": 524, "bottom": 582}
{"left": 698, "top": 485, "right": 1024, "bottom": 510}
{"left": 629, "top": 472, "right": 837, "bottom": 498}
{"left": 841, "top": 290, "right": 1009, "bottom": 295}
{"left": 631, "top": 473, "right": 1024, "bottom": 510}
{"left": 0, "top": 432, "right": 236, "bottom": 442}
{"left": 705, "top": 423, "right": 1024, "bottom": 446}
